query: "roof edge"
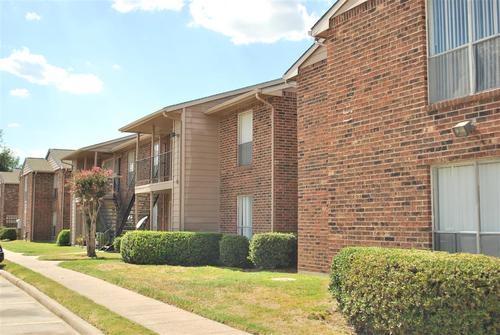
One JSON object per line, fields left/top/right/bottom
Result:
{"left": 119, "top": 78, "right": 284, "bottom": 133}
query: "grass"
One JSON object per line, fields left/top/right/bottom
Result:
{"left": 2, "top": 240, "right": 121, "bottom": 261}
{"left": 1, "top": 260, "right": 156, "bottom": 335}
{"left": 3, "top": 241, "right": 353, "bottom": 335}
{"left": 61, "top": 261, "right": 353, "bottom": 335}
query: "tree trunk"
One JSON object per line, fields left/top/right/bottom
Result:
{"left": 86, "top": 205, "right": 97, "bottom": 258}
{"left": 87, "top": 218, "right": 97, "bottom": 257}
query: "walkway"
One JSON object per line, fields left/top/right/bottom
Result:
{"left": 0, "top": 276, "right": 81, "bottom": 335}
{"left": 3, "top": 250, "right": 249, "bottom": 335}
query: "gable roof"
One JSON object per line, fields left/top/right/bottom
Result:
{"left": 0, "top": 170, "right": 20, "bottom": 184}
{"left": 283, "top": 0, "right": 367, "bottom": 80}
{"left": 22, "top": 158, "right": 53, "bottom": 176}
{"left": 46, "top": 149, "right": 74, "bottom": 170}
{"left": 63, "top": 135, "right": 136, "bottom": 161}
{"left": 205, "top": 80, "right": 296, "bottom": 116}
{"left": 310, "top": 0, "right": 368, "bottom": 37}
{"left": 119, "top": 79, "right": 283, "bottom": 133}
{"left": 283, "top": 43, "right": 324, "bottom": 80}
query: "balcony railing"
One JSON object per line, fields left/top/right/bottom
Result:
{"left": 135, "top": 151, "right": 172, "bottom": 186}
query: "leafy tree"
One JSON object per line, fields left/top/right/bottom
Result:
{"left": 0, "top": 130, "right": 20, "bottom": 171}
{"left": 71, "top": 167, "right": 112, "bottom": 257}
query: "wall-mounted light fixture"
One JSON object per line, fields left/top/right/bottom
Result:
{"left": 169, "top": 131, "right": 177, "bottom": 138}
{"left": 452, "top": 120, "right": 475, "bottom": 138}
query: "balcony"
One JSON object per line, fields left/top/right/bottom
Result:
{"left": 135, "top": 151, "right": 172, "bottom": 193}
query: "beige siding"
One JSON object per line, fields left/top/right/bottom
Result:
{"left": 302, "top": 45, "right": 327, "bottom": 69}
{"left": 182, "top": 104, "right": 220, "bottom": 232}
{"left": 171, "top": 120, "right": 182, "bottom": 231}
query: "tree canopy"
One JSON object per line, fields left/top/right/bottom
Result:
{"left": 0, "top": 130, "right": 20, "bottom": 172}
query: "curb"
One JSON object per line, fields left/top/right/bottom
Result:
{"left": 0, "top": 269, "right": 104, "bottom": 335}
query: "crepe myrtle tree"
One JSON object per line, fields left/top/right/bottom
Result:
{"left": 71, "top": 167, "right": 112, "bottom": 257}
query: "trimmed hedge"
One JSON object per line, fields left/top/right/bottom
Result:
{"left": 249, "top": 233, "right": 297, "bottom": 269}
{"left": 113, "top": 236, "right": 122, "bottom": 253}
{"left": 0, "top": 227, "right": 17, "bottom": 241}
{"left": 121, "top": 231, "right": 222, "bottom": 266}
{"left": 330, "top": 247, "right": 500, "bottom": 335}
{"left": 219, "top": 234, "right": 250, "bottom": 268}
{"left": 56, "top": 229, "right": 71, "bottom": 246}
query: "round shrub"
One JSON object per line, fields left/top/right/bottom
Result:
{"left": 121, "top": 231, "right": 223, "bottom": 265}
{"left": 330, "top": 247, "right": 500, "bottom": 335}
{"left": 0, "top": 227, "right": 17, "bottom": 241}
{"left": 113, "top": 236, "right": 122, "bottom": 253}
{"left": 56, "top": 229, "right": 71, "bottom": 246}
{"left": 121, "top": 231, "right": 169, "bottom": 264}
{"left": 219, "top": 234, "right": 250, "bottom": 268}
{"left": 249, "top": 233, "right": 297, "bottom": 269}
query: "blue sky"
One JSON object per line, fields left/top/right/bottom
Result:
{"left": 0, "top": 0, "right": 333, "bottom": 161}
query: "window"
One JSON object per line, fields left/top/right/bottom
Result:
{"left": 238, "top": 111, "right": 253, "bottom": 166}
{"left": 127, "top": 151, "right": 135, "bottom": 186}
{"left": 153, "top": 142, "right": 160, "bottom": 179}
{"left": 237, "top": 196, "right": 253, "bottom": 239}
{"left": 432, "top": 161, "right": 500, "bottom": 257}
{"left": 428, "top": 0, "right": 500, "bottom": 102}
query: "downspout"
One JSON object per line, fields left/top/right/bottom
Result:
{"left": 31, "top": 172, "right": 37, "bottom": 241}
{"left": 180, "top": 108, "right": 186, "bottom": 231}
{"left": 255, "top": 92, "right": 275, "bottom": 232}
{"left": 61, "top": 170, "right": 65, "bottom": 230}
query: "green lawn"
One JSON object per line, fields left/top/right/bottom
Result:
{"left": 2, "top": 240, "right": 121, "bottom": 261}
{"left": 3, "top": 241, "right": 353, "bottom": 335}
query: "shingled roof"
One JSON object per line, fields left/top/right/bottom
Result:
{"left": 0, "top": 169, "right": 20, "bottom": 184}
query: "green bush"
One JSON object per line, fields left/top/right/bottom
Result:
{"left": 121, "top": 231, "right": 222, "bottom": 266}
{"left": 219, "top": 234, "right": 250, "bottom": 268}
{"left": 249, "top": 233, "right": 297, "bottom": 269}
{"left": 0, "top": 227, "right": 17, "bottom": 241}
{"left": 113, "top": 236, "right": 122, "bottom": 252}
{"left": 330, "top": 247, "right": 500, "bottom": 335}
{"left": 56, "top": 229, "right": 71, "bottom": 246}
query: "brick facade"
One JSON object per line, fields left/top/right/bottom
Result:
{"left": 19, "top": 172, "right": 54, "bottom": 241}
{"left": 296, "top": 0, "right": 500, "bottom": 272}
{"left": 0, "top": 183, "right": 19, "bottom": 227}
{"left": 219, "top": 92, "right": 298, "bottom": 236}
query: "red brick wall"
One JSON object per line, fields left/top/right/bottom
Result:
{"left": 220, "top": 101, "right": 272, "bottom": 235}
{"left": 0, "top": 183, "right": 19, "bottom": 227}
{"left": 19, "top": 172, "right": 54, "bottom": 241}
{"left": 32, "top": 172, "right": 54, "bottom": 241}
{"left": 219, "top": 93, "right": 298, "bottom": 236}
{"left": 296, "top": 0, "right": 500, "bottom": 272}
{"left": 271, "top": 91, "right": 298, "bottom": 233}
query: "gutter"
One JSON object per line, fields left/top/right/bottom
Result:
{"left": 255, "top": 93, "right": 275, "bottom": 232}
{"left": 31, "top": 172, "right": 37, "bottom": 241}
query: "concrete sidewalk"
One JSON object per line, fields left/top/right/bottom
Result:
{"left": 3, "top": 250, "right": 249, "bottom": 335}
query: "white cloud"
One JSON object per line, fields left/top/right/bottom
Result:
{"left": 112, "top": 0, "right": 184, "bottom": 13}
{"left": 7, "top": 122, "right": 21, "bottom": 128}
{"left": 25, "top": 12, "right": 41, "bottom": 21}
{"left": 112, "top": 64, "right": 122, "bottom": 70}
{"left": 9, "top": 88, "right": 30, "bottom": 98}
{"left": 188, "top": 0, "right": 317, "bottom": 45}
{"left": 0, "top": 48, "right": 103, "bottom": 95}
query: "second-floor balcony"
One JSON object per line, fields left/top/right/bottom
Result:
{"left": 135, "top": 151, "right": 172, "bottom": 187}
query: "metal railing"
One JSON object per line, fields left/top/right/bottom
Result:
{"left": 135, "top": 151, "right": 172, "bottom": 186}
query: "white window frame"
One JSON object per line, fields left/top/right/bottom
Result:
{"left": 237, "top": 195, "right": 253, "bottom": 239}
{"left": 127, "top": 150, "right": 135, "bottom": 186}
{"left": 427, "top": 0, "right": 500, "bottom": 102}
{"left": 431, "top": 159, "right": 500, "bottom": 256}
{"left": 237, "top": 110, "right": 253, "bottom": 166}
